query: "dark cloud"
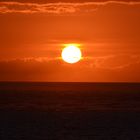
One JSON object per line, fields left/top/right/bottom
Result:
{"left": 0, "top": 55, "right": 140, "bottom": 82}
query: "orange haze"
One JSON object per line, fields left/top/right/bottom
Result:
{"left": 0, "top": 0, "right": 140, "bottom": 82}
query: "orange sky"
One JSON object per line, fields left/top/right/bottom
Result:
{"left": 0, "top": 0, "right": 140, "bottom": 82}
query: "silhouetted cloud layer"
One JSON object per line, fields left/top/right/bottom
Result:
{"left": 0, "top": 54, "right": 140, "bottom": 82}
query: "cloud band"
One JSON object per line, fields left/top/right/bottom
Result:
{"left": 0, "top": 1, "right": 140, "bottom": 14}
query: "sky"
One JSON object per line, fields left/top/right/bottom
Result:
{"left": 0, "top": 0, "right": 140, "bottom": 82}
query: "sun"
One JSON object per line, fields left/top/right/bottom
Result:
{"left": 61, "top": 44, "right": 82, "bottom": 64}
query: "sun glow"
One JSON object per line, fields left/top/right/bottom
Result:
{"left": 61, "top": 44, "right": 82, "bottom": 64}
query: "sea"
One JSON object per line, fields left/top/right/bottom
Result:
{"left": 0, "top": 82, "right": 140, "bottom": 140}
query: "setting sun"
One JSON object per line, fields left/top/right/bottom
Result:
{"left": 0, "top": 0, "right": 140, "bottom": 82}
{"left": 61, "top": 44, "right": 82, "bottom": 64}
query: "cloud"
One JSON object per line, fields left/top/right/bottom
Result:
{"left": 0, "top": 1, "right": 140, "bottom": 14}
{"left": 0, "top": 55, "right": 140, "bottom": 82}
{"left": 0, "top": 58, "right": 86, "bottom": 81}
{"left": 92, "top": 54, "right": 140, "bottom": 70}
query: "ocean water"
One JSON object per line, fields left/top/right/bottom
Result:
{"left": 0, "top": 82, "right": 140, "bottom": 140}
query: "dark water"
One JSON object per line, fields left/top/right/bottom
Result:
{"left": 0, "top": 82, "right": 140, "bottom": 140}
